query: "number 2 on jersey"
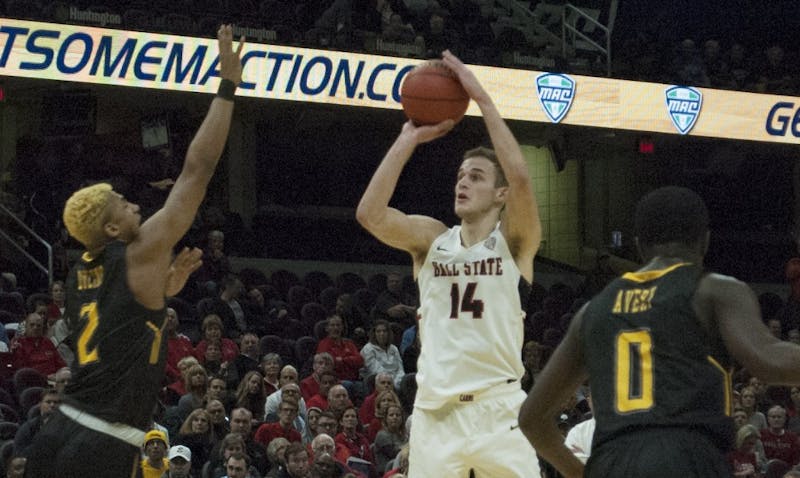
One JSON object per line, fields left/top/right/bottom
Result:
{"left": 615, "top": 329, "right": 654, "bottom": 413}
{"left": 77, "top": 302, "right": 100, "bottom": 365}
{"left": 449, "top": 282, "right": 484, "bottom": 319}
{"left": 77, "top": 302, "right": 166, "bottom": 366}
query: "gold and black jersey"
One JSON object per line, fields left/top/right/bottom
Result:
{"left": 581, "top": 263, "right": 735, "bottom": 452}
{"left": 64, "top": 240, "right": 167, "bottom": 429}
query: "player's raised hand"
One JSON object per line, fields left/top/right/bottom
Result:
{"left": 442, "top": 50, "right": 489, "bottom": 104}
{"left": 401, "top": 119, "right": 455, "bottom": 145}
{"left": 165, "top": 247, "right": 203, "bottom": 297}
{"left": 218, "top": 24, "right": 245, "bottom": 86}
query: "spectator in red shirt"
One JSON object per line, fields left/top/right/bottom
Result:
{"left": 360, "top": 372, "right": 395, "bottom": 427}
{"left": 336, "top": 406, "right": 373, "bottom": 464}
{"left": 728, "top": 424, "right": 761, "bottom": 478}
{"left": 306, "top": 371, "right": 339, "bottom": 412}
{"left": 12, "top": 312, "right": 66, "bottom": 380}
{"left": 317, "top": 315, "right": 363, "bottom": 382}
{"left": 165, "top": 307, "right": 196, "bottom": 384}
{"left": 195, "top": 314, "right": 239, "bottom": 363}
{"left": 301, "top": 353, "right": 334, "bottom": 402}
{"left": 761, "top": 405, "right": 800, "bottom": 466}
{"left": 254, "top": 397, "right": 302, "bottom": 450}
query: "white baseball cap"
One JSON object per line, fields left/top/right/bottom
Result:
{"left": 168, "top": 445, "right": 191, "bottom": 462}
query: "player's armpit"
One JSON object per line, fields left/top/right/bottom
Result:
{"left": 709, "top": 274, "right": 800, "bottom": 384}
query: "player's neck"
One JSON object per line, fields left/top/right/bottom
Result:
{"left": 459, "top": 214, "right": 498, "bottom": 248}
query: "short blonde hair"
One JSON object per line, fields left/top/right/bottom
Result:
{"left": 63, "top": 183, "right": 113, "bottom": 246}
{"left": 736, "top": 424, "right": 759, "bottom": 449}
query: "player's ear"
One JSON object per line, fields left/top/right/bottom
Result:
{"left": 103, "top": 221, "right": 120, "bottom": 238}
{"left": 495, "top": 185, "right": 509, "bottom": 202}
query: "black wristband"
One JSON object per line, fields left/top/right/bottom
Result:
{"left": 217, "top": 78, "right": 236, "bottom": 101}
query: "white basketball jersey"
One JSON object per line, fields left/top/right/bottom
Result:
{"left": 414, "top": 225, "right": 526, "bottom": 409}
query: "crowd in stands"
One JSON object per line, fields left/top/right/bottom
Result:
{"left": 0, "top": 249, "right": 429, "bottom": 477}
{"left": 615, "top": 36, "right": 799, "bottom": 95}
{"left": 1, "top": 1, "right": 800, "bottom": 477}
{"left": 1, "top": 225, "right": 800, "bottom": 476}
{"left": 1, "top": 0, "right": 797, "bottom": 94}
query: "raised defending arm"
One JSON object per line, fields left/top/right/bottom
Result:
{"left": 139, "top": 25, "right": 244, "bottom": 250}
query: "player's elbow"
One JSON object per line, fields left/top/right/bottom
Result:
{"left": 749, "top": 350, "right": 800, "bottom": 385}
{"left": 355, "top": 204, "right": 370, "bottom": 227}
{"left": 355, "top": 204, "right": 382, "bottom": 231}
{"left": 518, "top": 402, "right": 544, "bottom": 444}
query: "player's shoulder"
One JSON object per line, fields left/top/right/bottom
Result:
{"left": 412, "top": 215, "right": 449, "bottom": 238}
{"left": 408, "top": 214, "right": 448, "bottom": 249}
{"left": 697, "top": 272, "right": 748, "bottom": 292}
{"left": 696, "top": 272, "right": 753, "bottom": 305}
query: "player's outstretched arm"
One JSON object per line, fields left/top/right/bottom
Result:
{"left": 708, "top": 274, "right": 800, "bottom": 384}
{"left": 519, "top": 306, "right": 588, "bottom": 478}
{"left": 442, "top": 51, "right": 541, "bottom": 280}
{"left": 356, "top": 120, "right": 453, "bottom": 263}
{"left": 140, "top": 25, "right": 244, "bottom": 250}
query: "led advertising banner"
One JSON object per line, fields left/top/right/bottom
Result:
{"left": 0, "top": 18, "right": 798, "bottom": 144}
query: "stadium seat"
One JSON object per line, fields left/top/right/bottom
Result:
{"left": 303, "top": 271, "right": 333, "bottom": 298}
{"left": 335, "top": 272, "right": 366, "bottom": 294}
{"left": 0, "top": 293, "right": 24, "bottom": 321}
{"left": 300, "top": 303, "right": 326, "bottom": 337}
{"left": 0, "top": 310, "right": 16, "bottom": 325}
{"left": 12, "top": 368, "right": 47, "bottom": 399}
{"left": 283, "top": 319, "right": 304, "bottom": 341}
{"left": 293, "top": 336, "right": 317, "bottom": 368}
{"left": 313, "top": 319, "right": 329, "bottom": 341}
{"left": 260, "top": 335, "right": 293, "bottom": 366}
{"left": 0, "top": 403, "right": 19, "bottom": 424}
{"left": 0, "top": 387, "right": 15, "bottom": 410}
{"left": 18, "top": 386, "right": 44, "bottom": 419}
{"left": 765, "top": 459, "right": 790, "bottom": 478}
{"left": 0, "top": 421, "right": 18, "bottom": 440}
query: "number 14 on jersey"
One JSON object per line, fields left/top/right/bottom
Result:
{"left": 450, "top": 282, "right": 484, "bottom": 319}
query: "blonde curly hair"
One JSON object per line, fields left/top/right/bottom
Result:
{"left": 63, "top": 183, "right": 113, "bottom": 247}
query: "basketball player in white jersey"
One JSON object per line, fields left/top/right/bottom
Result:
{"left": 356, "top": 50, "right": 542, "bottom": 477}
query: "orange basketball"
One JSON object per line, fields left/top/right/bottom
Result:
{"left": 400, "top": 60, "right": 469, "bottom": 126}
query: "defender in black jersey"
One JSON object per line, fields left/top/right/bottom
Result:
{"left": 23, "top": 26, "right": 244, "bottom": 478}
{"left": 519, "top": 186, "right": 800, "bottom": 478}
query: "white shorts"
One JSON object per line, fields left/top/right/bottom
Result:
{"left": 407, "top": 385, "right": 540, "bottom": 478}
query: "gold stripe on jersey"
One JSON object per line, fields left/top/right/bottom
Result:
{"left": 706, "top": 355, "right": 733, "bottom": 416}
{"left": 145, "top": 321, "right": 166, "bottom": 365}
{"left": 621, "top": 262, "right": 692, "bottom": 283}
